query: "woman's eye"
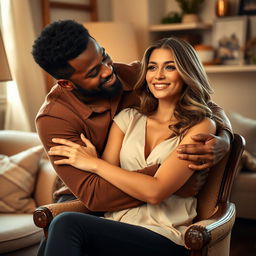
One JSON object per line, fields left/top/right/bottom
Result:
{"left": 147, "top": 65, "right": 156, "bottom": 71}
{"left": 166, "top": 65, "right": 176, "bottom": 70}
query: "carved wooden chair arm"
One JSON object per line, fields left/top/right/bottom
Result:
{"left": 33, "top": 199, "right": 88, "bottom": 229}
{"left": 184, "top": 202, "right": 236, "bottom": 251}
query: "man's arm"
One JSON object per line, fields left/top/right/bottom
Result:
{"left": 173, "top": 103, "right": 233, "bottom": 197}
{"left": 36, "top": 115, "right": 158, "bottom": 212}
{"left": 176, "top": 102, "right": 233, "bottom": 170}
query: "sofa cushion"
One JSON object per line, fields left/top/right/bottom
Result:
{"left": 227, "top": 112, "right": 256, "bottom": 172}
{"left": 241, "top": 150, "right": 256, "bottom": 172}
{"left": 231, "top": 172, "right": 256, "bottom": 219}
{"left": 227, "top": 112, "right": 256, "bottom": 157}
{"left": 0, "top": 145, "right": 44, "bottom": 213}
{"left": 0, "top": 214, "right": 43, "bottom": 253}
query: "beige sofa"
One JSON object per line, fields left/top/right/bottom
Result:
{"left": 0, "top": 130, "right": 57, "bottom": 256}
{"left": 228, "top": 112, "right": 256, "bottom": 220}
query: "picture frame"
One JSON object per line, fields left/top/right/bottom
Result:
{"left": 239, "top": 0, "right": 256, "bottom": 15}
{"left": 213, "top": 16, "right": 248, "bottom": 65}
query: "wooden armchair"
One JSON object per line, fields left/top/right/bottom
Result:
{"left": 33, "top": 134, "right": 245, "bottom": 256}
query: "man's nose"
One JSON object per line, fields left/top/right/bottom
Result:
{"left": 101, "top": 63, "right": 113, "bottom": 78}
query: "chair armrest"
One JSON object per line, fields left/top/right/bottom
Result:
{"left": 33, "top": 199, "right": 89, "bottom": 228}
{"left": 184, "top": 202, "right": 236, "bottom": 250}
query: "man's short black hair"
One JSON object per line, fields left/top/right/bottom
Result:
{"left": 32, "top": 20, "right": 90, "bottom": 79}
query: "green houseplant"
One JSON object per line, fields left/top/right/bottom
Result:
{"left": 175, "top": 0, "right": 205, "bottom": 23}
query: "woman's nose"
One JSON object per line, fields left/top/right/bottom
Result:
{"left": 155, "top": 69, "right": 165, "bottom": 80}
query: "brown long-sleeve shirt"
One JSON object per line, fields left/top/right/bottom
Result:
{"left": 36, "top": 62, "right": 232, "bottom": 212}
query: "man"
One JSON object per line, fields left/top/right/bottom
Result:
{"left": 32, "top": 20, "right": 232, "bottom": 211}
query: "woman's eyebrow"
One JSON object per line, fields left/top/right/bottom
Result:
{"left": 148, "top": 60, "right": 175, "bottom": 64}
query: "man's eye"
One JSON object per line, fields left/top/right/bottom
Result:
{"left": 87, "top": 69, "right": 100, "bottom": 78}
{"left": 102, "top": 53, "right": 110, "bottom": 63}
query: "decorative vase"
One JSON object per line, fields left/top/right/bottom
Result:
{"left": 182, "top": 14, "right": 200, "bottom": 23}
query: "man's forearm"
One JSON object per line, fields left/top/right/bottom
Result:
{"left": 52, "top": 163, "right": 159, "bottom": 212}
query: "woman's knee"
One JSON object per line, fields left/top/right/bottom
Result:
{"left": 48, "top": 212, "right": 79, "bottom": 234}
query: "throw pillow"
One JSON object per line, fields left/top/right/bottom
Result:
{"left": 0, "top": 145, "right": 44, "bottom": 213}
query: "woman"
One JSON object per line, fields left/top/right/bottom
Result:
{"left": 45, "top": 37, "right": 223, "bottom": 255}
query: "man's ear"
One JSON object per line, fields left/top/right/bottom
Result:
{"left": 57, "top": 79, "right": 75, "bottom": 91}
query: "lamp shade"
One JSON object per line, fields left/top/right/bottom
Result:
{"left": 0, "top": 31, "right": 12, "bottom": 82}
{"left": 83, "top": 22, "right": 139, "bottom": 63}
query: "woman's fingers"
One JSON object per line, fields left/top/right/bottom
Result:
{"left": 48, "top": 147, "right": 71, "bottom": 157}
{"left": 52, "top": 138, "right": 79, "bottom": 148}
{"left": 80, "top": 134, "right": 95, "bottom": 148}
{"left": 54, "top": 159, "right": 70, "bottom": 165}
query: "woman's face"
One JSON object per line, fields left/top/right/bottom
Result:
{"left": 146, "top": 48, "right": 184, "bottom": 102}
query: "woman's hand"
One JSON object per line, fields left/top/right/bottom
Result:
{"left": 48, "top": 134, "right": 98, "bottom": 172}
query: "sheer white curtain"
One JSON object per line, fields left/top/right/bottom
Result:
{"left": 0, "top": 0, "right": 46, "bottom": 131}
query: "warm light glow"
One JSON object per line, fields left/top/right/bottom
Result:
{"left": 216, "top": 0, "right": 229, "bottom": 17}
{"left": 219, "top": 1, "right": 224, "bottom": 16}
{"left": 5, "top": 81, "right": 30, "bottom": 131}
{"left": 0, "top": 32, "right": 12, "bottom": 82}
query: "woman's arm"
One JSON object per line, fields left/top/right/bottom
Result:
{"left": 101, "top": 122, "right": 124, "bottom": 165}
{"left": 93, "top": 118, "right": 216, "bottom": 204}
{"left": 49, "top": 118, "right": 216, "bottom": 204}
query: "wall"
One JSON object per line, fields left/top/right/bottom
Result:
{"left": 112, "top": 0, "right": 151, "bottom": 57}
{"left": 209, "top": 73, "right": 255, "bottom": 119}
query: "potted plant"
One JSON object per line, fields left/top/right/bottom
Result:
{"left": 175, "top": 0, "right": 205, "bottom": 23}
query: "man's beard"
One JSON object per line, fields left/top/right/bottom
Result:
{"left": 74, "top": 70, "right": 122, "bottom": 99}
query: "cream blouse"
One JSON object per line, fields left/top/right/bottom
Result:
{"left": 104, "top": 108, "right": 197, "bottom": 246}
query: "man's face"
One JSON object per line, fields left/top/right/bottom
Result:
{"left": 68, "top": 37, "right": 121, "bottom": 98}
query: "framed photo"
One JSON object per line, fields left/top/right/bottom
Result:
{"left": 213, "top": 16, "right": 248, "bottom": 65}
{"left": 239, "top": 0, "right": 256, "bottom": 15}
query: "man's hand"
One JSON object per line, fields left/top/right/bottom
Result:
{"left": 177, "top": 131, "right": 231, "bottom": 171}
{"left": 175, "top": 169, "right": 210, "bottom": 197}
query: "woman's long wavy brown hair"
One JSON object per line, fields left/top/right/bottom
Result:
{"left": 134, "top": 37, "right": 223, "bottom": 135}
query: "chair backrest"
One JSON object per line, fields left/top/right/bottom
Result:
{"left": 196, "top": 133, "right": 245, "bottom": 221}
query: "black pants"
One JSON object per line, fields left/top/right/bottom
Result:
{"left": 44, "top": 212, "right": 188, "bottom": 256}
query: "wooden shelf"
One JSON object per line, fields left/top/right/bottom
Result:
{"left": 205, "top": 65, "right": 256, "bottom": 73}
{"left": 149, "top": 23, "right": 212, "bottom": 32}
